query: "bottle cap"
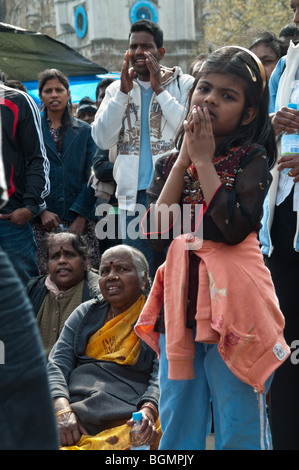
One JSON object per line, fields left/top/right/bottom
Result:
{"left": 287, "top": 103, "right": 298, "bottom": 110}
{"left": 132, "top": 411, "right": 143, "bottom": 421}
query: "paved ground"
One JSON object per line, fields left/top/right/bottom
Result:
{"left": 206, "top": 434, "right": 215, "bottom": 450}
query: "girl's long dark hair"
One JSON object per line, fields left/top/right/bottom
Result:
{"left": 38, "top": 69, "right": 72, "bottom": 153}
{"left": 176, "top": 47, "right": 277, "bottom": 169}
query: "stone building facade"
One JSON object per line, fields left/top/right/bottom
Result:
{"left": 3, "top": 0, "right": 207, "bottom": 73}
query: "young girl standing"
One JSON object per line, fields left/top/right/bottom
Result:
{"left": 136, "top": 47, "right": 290, "bottom": 450}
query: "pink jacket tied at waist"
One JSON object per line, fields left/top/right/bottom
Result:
{"left": 135, "top": 232, "right": 290, "bottom": 393}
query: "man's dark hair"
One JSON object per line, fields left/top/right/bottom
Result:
{"left": 249, "top": 30, "right": 286, "bottom": 61}
{"left": 129, "top": 20, "right": 163, "bottom": 48}
{"left": 4, "top": 80, "right": 27, "bottom": 93}
{"left": 95, "top": 78, "right": 115, "bottom": 100}
{"left": 279, "top": 23, "right": 299, "bottom": 39}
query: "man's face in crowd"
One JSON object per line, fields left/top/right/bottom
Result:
{"left": 290, "top": 0, "right": 299, "bottom": 27}
{"left": 128, "top": 30, "right": 164, "bottom": 80}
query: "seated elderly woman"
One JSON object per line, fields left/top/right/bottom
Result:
{"left": 47, "top": 244, "right": 160, "bottom": 450}
{"left": 27, "top": 232, "right": 100, "bottom": 357}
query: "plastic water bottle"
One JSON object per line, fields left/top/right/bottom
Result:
{"left": 129, "top": 411, "right": 150, "bottom": 450}
{"left": 280, "top": 103, "right": 299, "bottom": 175}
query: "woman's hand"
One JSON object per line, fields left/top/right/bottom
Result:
{"left": 273, "top": 105, "right": 299, "bottom": 182}
{"left": 68, "top": 215, "right": 86, "bottom": 234}
{"left": 127, "top": 406, "right": 158, "bottom": 448}
{"left": 54, "top": 398, "right": 88, "bottom": 447}
{"left": 184, "top": 106, "right": 215, "bottom": 165}
{"left": 278, "top": 153, "right": 299, "bottom": 183}
{"left": 40, "top": 210, "right": 60, "bottom": 232}
{"left": 56, "top": 409, "right": 88, "bottom": 447}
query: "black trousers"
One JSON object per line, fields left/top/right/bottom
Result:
{"left": 0, "top": 244, "right": 59, "bottom": 449}
{"left": 265, "top": 190, "right": 299, "bottom": 450}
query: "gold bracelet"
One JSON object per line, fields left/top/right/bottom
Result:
{"left": 55, "top": 407, "right": 73, "bottom": 417}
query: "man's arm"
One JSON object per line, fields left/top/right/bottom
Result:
{"left": 20, "top": 93, "right": 50, "bottom": 212}
{"left": 92, "top": 81, "right": 128, "bottom": 150}
{"left": 0, "top": 92, "right": 49, "bottom": 224}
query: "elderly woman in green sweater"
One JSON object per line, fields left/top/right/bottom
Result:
{"left": 27, "top": 232, "right": 100, "bottom": 357}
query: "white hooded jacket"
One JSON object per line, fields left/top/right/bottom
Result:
{"left": 92, "top": 66, "right": 194, "bottom": 211}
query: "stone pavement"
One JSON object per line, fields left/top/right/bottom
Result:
{"left": 206, "top": 434, "right": 215, "bottom": 450}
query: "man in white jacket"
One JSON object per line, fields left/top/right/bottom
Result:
{"left": 92, "top": 19, "right": 194, "bottom": 277}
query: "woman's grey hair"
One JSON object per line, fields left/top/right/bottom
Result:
{"left": 101, "top": 244, "right": 152, "bottom": 296}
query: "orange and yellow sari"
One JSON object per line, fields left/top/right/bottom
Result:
{"left": 61, "top": 295, "right": 161, "bottom": 450}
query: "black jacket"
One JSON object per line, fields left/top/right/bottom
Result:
{"left": 0, "top": 83, "right": 50, "bottom": 214}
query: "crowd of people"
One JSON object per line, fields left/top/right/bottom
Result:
{"left": 0, "top": 3, "right": 298, "bottom": 450}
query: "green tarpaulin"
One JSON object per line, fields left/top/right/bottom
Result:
{"left": 0, "top": 22, "right": 108, "bottom": 82}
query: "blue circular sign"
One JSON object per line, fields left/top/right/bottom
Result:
{"left": 74, "top": 5, "right": 88, "bottom": 38}
{"left": 130, "top": 1, "right": 159, "bottom": 24}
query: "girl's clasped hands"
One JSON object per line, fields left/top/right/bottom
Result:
{"left": 185, "top": 105, "right": 216, "bottom": 163}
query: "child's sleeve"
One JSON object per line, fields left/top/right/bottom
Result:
{"left": 203, "top": 145, "right": 271, "bottom": 245}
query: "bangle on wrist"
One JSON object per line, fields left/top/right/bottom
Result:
{"left": 55, "top": 407, "right": 73, "bottom": 417}
{"left": 140, "top": 402, "right": 158, "bottom": 421}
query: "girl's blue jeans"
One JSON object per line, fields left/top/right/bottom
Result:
{"left": 158, "top": 334, "right": 273, "bottom": 450}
